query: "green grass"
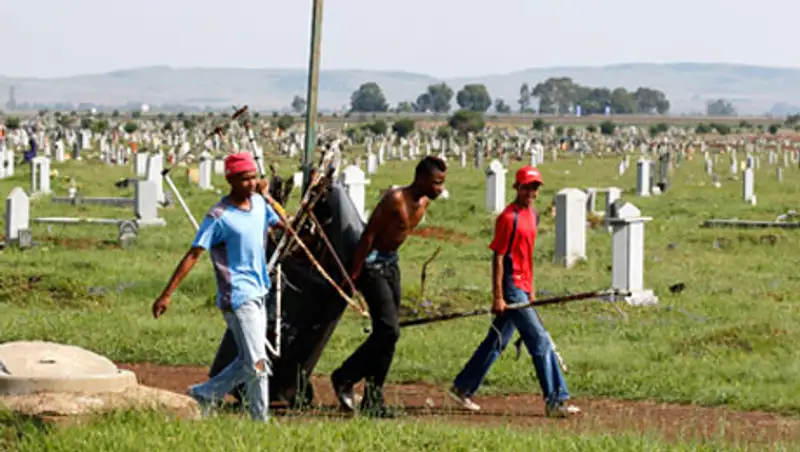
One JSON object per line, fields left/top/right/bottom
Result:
{"left": 1, "top": 150, "right": 800, "bottom": 447}
{"left": 1, "top": 409, "right": 784, "bottom": 452}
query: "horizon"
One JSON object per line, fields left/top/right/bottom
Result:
{"left": 6, "top": 60, "right": 800, "bottom": 81}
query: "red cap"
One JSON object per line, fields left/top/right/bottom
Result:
{"left": 225, "top": 152, "right": 257, "bottom": 176}
{"left": 515, "top": 166, "right": 543, "bottom": 186}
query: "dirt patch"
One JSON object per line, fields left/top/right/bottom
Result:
{"left": 411, "top": 226, "right": 473, "bottom": 244}
{"left": 118, "top": 363, "right": 800, "bottom": 445}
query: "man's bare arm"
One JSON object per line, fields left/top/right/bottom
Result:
{"left": 159, "top": 247, "right": 205, "bottom": 298}
{"left": 349, "top": 192, "right": 401, "bottom": 280}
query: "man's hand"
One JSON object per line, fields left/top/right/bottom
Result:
{"left": 492, "top": 298, "right": 508, "bottom": 316}
{"left": 256, "top": 179, "right": 269, "bottom": 196}
{"left": 152, "top": 294, "right": 171, "bottom": 319}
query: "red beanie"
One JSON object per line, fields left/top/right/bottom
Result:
{"left": 225, "top": 152, "right": 257, "bottom": 176}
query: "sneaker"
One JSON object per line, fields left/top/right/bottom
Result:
{"left": 446, "top": 386, "right": 481, "bottom": 412}
{"left": 545, "top": 401, "right": 581, "bottom": 418}
{"left": 331, "top": 371, "right": 356, "bottom": 412}
{"left": 186, "top": 385, "right": 216, "bottom": 417}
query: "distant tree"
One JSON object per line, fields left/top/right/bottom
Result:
{"left": 365, "top": 120, "right": 388, "bottom": 135}
{"left": 448, "top": 110, "right": 484, "bottom": 135}
{"left": 695, "top": 123, "right": 712, "bottom": 134}
{"left": 494, "top": 98, "right": 511, "bottom": 114}
{"left": 91, "top": 120, "right": 109, "bottom": 134}
{"left": 291, "top": 95, "right": 307, "bottom": 113}
{"left": 456, "top": 84, "right": 492, "bottom": 113}
{"left": 4, "top": 116, "right": 20, "bottom": 130}
{"left": 710, "top": 123, "right": 731, "bottom": 135}
{"left": 123, "top": 122, "right": 138, "bottom": 134}
{"left": 111, "top": 110, "right": 120, "bottom": 118}
{"left": 350, "top": 82, "right": 389, "bottom": 113}
{"left": 768, "top": 124, "right": 780, "bottom": 135}
{"left": 80, "top": 118, "right": 92, "bottom": 130}
{"left": 392, "top": 118, "right": 415, "bottom": 138}
{"left": 599, "top": 120, "right": 616, "bottom": 136}
{"left": 634, "top": 87, "right": 670, "bottom": 114}
{"left": 706, "top": 99, "right": 736, "bottom": 116}
{"left": 415, "top": 83, "right": 454, "bottom": 113}
{"left": 518, "top": 83, "right": 532, "bottom": 113}
{"left": 586, "top": 124, "right": 597, "bottom": 133}
{"left": 131, "top": 111, "right": 141, "bottom": 118}
{"left": 395, "top": 101, "right": 414, "bottom": 113}
{"left": 532, "top": 118, "right": 547, "bottom": 131}
{"left": 276, "top": 114, "right": 294, "bottom": 132}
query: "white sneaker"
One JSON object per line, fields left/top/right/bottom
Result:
{"left": 447, "top": 387, "right": 481, "bottom": 412}
{"left": 546, "top": 402, "right": 581, "bottom": 418}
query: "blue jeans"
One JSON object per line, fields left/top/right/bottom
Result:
{"left": 452, "top": 285, "right": 570, "bottom": 406}
{"left": 192, "top": 298, "right": 271, "bottom": 421}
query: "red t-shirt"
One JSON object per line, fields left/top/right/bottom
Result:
{"left": 488, "top": 204, "right": 538, "bottom": 293}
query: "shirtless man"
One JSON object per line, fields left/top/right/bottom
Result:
{"left": 331, "top": 156, "right": 447, "bottom": 418}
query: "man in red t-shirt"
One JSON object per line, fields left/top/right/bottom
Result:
{"left": 447, "top": 166, "right": 580, "bottom": 418}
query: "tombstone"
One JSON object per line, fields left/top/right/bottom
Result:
{"left": 705, "top": 159, "right": 713, "bottom": 176}
{"left": 145, "top": 153, "right": 165, "bottom": 204}
{"left": 118, "top": 220, "right": 138, "bottom": 248}
{"left": 605, "top": 187, "right": 622, "bottom": 220}
{"left": 5, "top": 187, "right": 30, "bottom": 245}
{"left": 636, "top": 159, "right": 651, "bottom": 196}
{"left": 484, "top": 160, "right": 507, "bottom": 214}
{"left": 134, "top": 153, "right": 148, "bottom": 177}
{"left": 0, "top": 149, "right": 5, "bottom": 180}
{"left": 4, "top": 150, "right": 14, "bottom": 177}
{"left": 742, "top": 168, "right": 754, "bottom": 203}
{"left": 213, "top": 158, "right": 225, "bottom": 176}
{"left": 30, "top": 157, "right": 51, "bottom": 195}
{"left": 198, "top": 153, "right": 213, "bottom": 190}
{"left": 134, "top": 180, "right": 166, "bottom": 227}
{"left": 460, "top": 152, "right": 467, "bottom": 168}
{"left": 340, "top": 165, "right": 370, "bottom": 223}
{"left": 608, "top": 202, "right": 657, "bottom": 306}
{"left": 293, "top": 171, "right": 304, "bottom": 189}
{"left": 366, "top": 153, "right": 378, "bottom": 175}
{"left": 554, "top": 188, "right": 587, "bottom": 268}
{"left": 777, "top": 167, "right": 783, "bottom": 183}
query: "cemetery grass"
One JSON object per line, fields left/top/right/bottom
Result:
{"left": 1, "top": 408, "right": 764, "bottom": 452}
{"left": 2, "top": 153, "right": 800, "bottom": 422}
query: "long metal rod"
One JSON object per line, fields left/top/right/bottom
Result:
{"left": 302, "top": 0, "right": 324, "bottom": 191}
{"left": 398, "top": 289, "right": 629, "bottom": 328}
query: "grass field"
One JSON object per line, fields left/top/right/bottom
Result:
{"left": 2, "top": 147, "right": 800, "bottom": 449}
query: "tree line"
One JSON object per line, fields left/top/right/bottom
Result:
{"left": 289, "top": 77, "right": 671, "bottom": 116}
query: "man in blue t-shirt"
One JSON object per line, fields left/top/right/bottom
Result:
{"left": 151, "top": 152, "right": 283, "bottom": 422}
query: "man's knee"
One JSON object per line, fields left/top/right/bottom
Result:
{"left": 372, "top": 322, "right": 400, "bottom": 345}
{"left": 251, "top": 358, "right": 271, "bottom": 378}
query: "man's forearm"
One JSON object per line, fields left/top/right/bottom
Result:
{"left": 160, "top": 250, "right": 200, "bottom": 297}
{"left": 349, "top": 236, "right": 374, "bottom": 279}
{"left": 492, "top": 254, "right": 503, "bottom": 302}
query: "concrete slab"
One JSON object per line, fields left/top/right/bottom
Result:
{"left": 0, "top": 341, "right": 137, "bottom": 396}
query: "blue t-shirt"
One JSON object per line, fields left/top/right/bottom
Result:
{"left": 192, "top": 194, "right": 280, "bottom": 311}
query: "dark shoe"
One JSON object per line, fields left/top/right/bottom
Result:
{"left": 331, "top": 370, "right": 356, "bottom": 412}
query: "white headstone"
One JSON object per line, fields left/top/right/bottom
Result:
{"left": 5, "top": 187, "right": 30, "bottom": 242}
{"left": 636, "top": 159, "right": 651, "bottom": 196}
{"left": 134, "top": 153, "right": 148, "bottom": 177}
{"left": 485, "top": 159, "right": 506, "bottom": 214}
{"left": 341, "top": 165, "right": 370, "bottom": 223}
{"left": 198, "top": 152, "right": 213, "bottom": 190}
{"left": 135, "top": 180, "right": 165, "bottom": 226}
{"left": 366, "top": 153, "right": 378, "bottom": 175}
{"left": 30, "top": 157, "right": 51, "bottom": 195}
{"left": 609, "top": 202, "right": 657, "bottom": 306}
{"left": 554, "top": 188, "right": 587, "bottom": 268}
{"left": 145, "top": 153, "right": 165, "bottom": 204}
{"left": 742, "top": 168, "right": 754, "bottom": 202}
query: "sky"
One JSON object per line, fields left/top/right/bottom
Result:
{"left": 2, "top": 0, "right": 799, "bottom": 79}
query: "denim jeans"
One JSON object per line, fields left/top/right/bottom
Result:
{"left": 192, "top": 298, "right": 271, "bottom": 421}
{"left": 452, "top": 284, "right": 570, "bottom": 406}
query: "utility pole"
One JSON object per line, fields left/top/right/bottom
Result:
{"left": 301, "top": 0, "right": 324, "bottom": 192}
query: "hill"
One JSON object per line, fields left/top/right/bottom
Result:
{"left": 3, "top": 63, "right": 800, "bottom": 115}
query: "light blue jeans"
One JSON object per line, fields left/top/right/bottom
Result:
{"left": 191, "top": 298, "right": 271, "bottom": 421}
{"left": 452, "top": 285, "right": 570, "bottom": 407}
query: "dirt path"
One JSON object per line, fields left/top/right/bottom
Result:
{"left": 118, "top": 362, "right": 799, "bottom": 445}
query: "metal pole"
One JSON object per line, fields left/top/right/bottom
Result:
{"left": 302, "top": 0, "right": 324, "bottom": 192}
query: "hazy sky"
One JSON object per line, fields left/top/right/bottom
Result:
{"left": 3, "top": 0, "right": 798, "bottom": 79}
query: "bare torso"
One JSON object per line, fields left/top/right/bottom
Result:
{"left": 371, "top": 187, "right": 429, "bottom": 253}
